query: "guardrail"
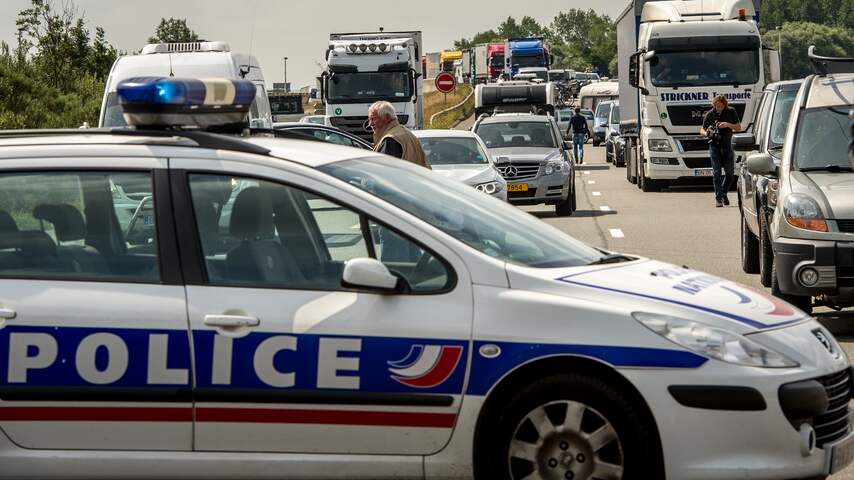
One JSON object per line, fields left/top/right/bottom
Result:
{"left": 429, "top": 87, "right": 475, "bottom": 128}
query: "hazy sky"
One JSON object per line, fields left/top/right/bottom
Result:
{"left": 0, "top": 0, "right": 626, "bottom": 88}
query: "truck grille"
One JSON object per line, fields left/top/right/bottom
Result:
{"left": 667, "top": 104, "right": 747, "bottom": 127}
{"left": 837, "top": 220, "right": 854, "bottom": 233}
{"left": 678, "top": 138, "right": 712, "bottom": 152}
{"left": 838, "top": 267, "right": 854, "bottom": 288}
{"left": 683, "top": 157, "right": 711, "bottom": 169}
{"left": 329, "top": 115, "right": 409, "bottom": 144}
{"left": 815, "top": 369, "right": 852, "bottom": 448}
{"left": 497, "top": 162, "right": 540, "bottom": 181}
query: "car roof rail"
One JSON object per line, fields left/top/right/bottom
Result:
{"left": 808, "top": 45, "right": 854, "bottom": 76}
{"left": 0, "top": 128, "right": 272, "bottom": 156}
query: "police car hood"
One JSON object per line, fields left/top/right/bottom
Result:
{"left": 505, "top": 258, "right": 810, "bottom": 335}
{"left": 430, "top": 164, "right": 498, "bottom": 185}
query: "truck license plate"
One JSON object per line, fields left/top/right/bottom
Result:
{"left": 693, "top": 169, "right": 713, "bottom": 177}
{"left": 507, "top": 183, "right": 529, "bottom": 192}
{"left": 829, "top": 429, "right": 854, "bottom": 474}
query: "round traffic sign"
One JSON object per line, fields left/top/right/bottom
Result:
{"left": 435, "top": 72, "right": 456, "bottom": 94}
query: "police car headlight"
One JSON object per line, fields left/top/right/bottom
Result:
{"left": 475, "top": 181, "right": 502, "bottom": 195}
{"left": 648, "top": 139, "right": 672, "bottom": 152}
{"left": 633, "top": 312, "right": 799, "bottom": 368}
{"left": 783, "top": 193, "right": 828, "bottom": 232}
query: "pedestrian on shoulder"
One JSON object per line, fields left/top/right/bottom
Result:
{"left": 567, "top": 107, "right": 589, "bottom": 164}
{"left": 369, "top": 101, "right": 430, "bottom": 169}
{"left": 700, "top": 95, "right": 742, "bottom": 208}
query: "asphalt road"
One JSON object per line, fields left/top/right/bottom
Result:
{"left": 518, "top": 144, "right": 854, "bottom": 479}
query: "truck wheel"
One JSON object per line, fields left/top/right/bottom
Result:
{"left": 741, "top": 214, "right": 759, "bottom": 274}
{"left": 771, "top": 261, "right": 813, "bottom": 315}
{"left": 639, "top": 164, "right": 661, "bottom": 192}
{"left": 474, "top": 373, "right": 663, "bottom": 480}
{"left": 758, "top": 213, "right": 773, "bottom": 287}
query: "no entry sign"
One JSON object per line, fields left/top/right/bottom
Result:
{"left": 435, "top": 72, "right": 456, "bottom": 94}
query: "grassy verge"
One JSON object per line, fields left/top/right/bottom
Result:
{"left": 424, "top": 84, "right": 474, "bottom": 129}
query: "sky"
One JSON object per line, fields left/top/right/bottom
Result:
{"left": 0, "top": 0, "right": 626, "bottom": 89}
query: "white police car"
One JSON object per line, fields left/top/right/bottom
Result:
{"left": 0, "top": 77, "right": 851, "bottom": 480}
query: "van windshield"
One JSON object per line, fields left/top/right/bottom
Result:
{"left": 101, "top": 92, "right": 128, "bottom": 127}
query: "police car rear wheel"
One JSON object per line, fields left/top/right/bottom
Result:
{"left": 477, "top": 374, "right": 659, "bottom": 480}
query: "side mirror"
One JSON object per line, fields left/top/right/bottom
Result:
{"left": 746, "top": 152, "right": 776, "bottom": 176}
{"left": 319, "top": 72, "right": 329, "bottom": 102}
{"left": 732, "top": 133, "right": 758, "bottom": 152}
{"left": 342, "top": 258, "right": 400, "bottom": 293}
{"left": 629, "top": 51, "right": 649, "bottom": 95}
{"left": 563, "top": 140, "right": 572, "bottom": 150}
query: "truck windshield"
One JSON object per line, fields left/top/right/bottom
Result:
{"left": 650, "top": 50, "right": 759, "bottom": 87}
{"left": 490, "top": 55, "right": 504, "bottom": 67}
{"left": 549, "top": 71, "right": 566, "bottom": 82}
{"left": 441, "top": 61, "right": 455, "bottom": 72}
{"left": 794, "top": 107, "right": 853, "bottom": 171}
{"left": 327, "top": 71, "right": 411, "bottom": 104}
{"left": 475, "top": 121, "right": 557, "bottom": 149}
{"left": 320, "top": 158, "right": 602, "bottom": 268}
{"left": 512, "top": 56, "right": 545, "bottom": 68}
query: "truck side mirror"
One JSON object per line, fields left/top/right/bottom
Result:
{"left": 320, "top": 72, "right": 329, "bottom": 101}
{"left": 629, "top": 52, "right": 649, "bottom": 95}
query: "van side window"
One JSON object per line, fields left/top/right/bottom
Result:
{"left": 0, "top": 172, "right": 158, "bottom": 281}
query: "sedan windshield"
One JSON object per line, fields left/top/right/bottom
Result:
{"left": 320, "top": 158, "right": 601, "bottom": 268}
{"left": 476, "top": 121, "right": 557, "bottom": 149}
{"left": 650, "top": 50, "right": 759, "bottom": 87}
{"left": 418, "top": 137, "right": 490, "bottom": 165}
{"left": 794, "top": 107, "right": 853, "bottom": 171}
{"left": 327, "top": 71, "right": 411, "bottom": 103}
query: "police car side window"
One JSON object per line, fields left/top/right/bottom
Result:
{"left": 0, "top": 171, "right": 159, "bottom": 281}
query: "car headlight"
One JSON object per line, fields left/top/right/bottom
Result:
{"left": 782, "top": 193, "right": 827, "bottom": 232}
{"left": 633, "top": 312, "right": 799, "bottom": 368}
{"left": 648, "top": 139, "right": 672, "bottom": 152}
{"left": 544, "top": 159, "right": 566, "bottom": 175}
{"left": 474, "top": 181, "right": 502, "bottom": 195}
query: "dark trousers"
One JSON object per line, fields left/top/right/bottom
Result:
{"left": 709, "top": 144, "right": 734, "bottom": 202}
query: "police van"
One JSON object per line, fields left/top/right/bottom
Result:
{"left": 0, "top": 77, "right": 852, "bottom": 480}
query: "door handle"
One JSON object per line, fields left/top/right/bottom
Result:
{"left": 0, "top": 307, "right": 16, "bottom": 320}
{"left": 204, "top": 314, "right": 260, "bottom": 328}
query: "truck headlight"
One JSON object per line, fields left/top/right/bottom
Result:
{"left": 648, "top": 139, "right": 672, "bottom": 152}
{"left": 633, "top": 312, "right": 799, "bottom": 368}
{"left": 474, "top": 181, "right": 502, "bottom": 195}
{"left": 783, "top": 193, "right": 828, "bottom": 232}
{"left": 544, "top": 159, "right": 565, "bottom": 175}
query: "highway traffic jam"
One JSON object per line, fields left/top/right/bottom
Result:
{"left": 0, "top": 0, "right": 853, "bottom": 479}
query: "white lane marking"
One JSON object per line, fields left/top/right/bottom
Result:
{"left": 587, "top": 180, "right": 596, "bottom": 184}
{"left": 592, "top": 191, "right": 601, "bottom": 196}
{"left": 583, "top": 171, "right": 591, "bottom": 175}
{"left": 609, "top": 228, "right": 625, "bottom": 238}
{"left": 600, "top": 206, "right": 611, "bottom": 211}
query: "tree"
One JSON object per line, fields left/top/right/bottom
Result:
{"left": 763, "top": 21, "right": 854, "bottom": 80}
{"left": 147, "top": 17, "right": 199, "bottom": 44}
{"left": 761, "top": 0, "right": 854, "bottom": 32}
{"left": 549, "top": 9, "right": 616, "bottom": 75}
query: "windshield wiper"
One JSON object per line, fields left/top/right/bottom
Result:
{"left": 587, "top": 254, "right": 634, "bottom": 265}
{"left": 799, "top": 164, "right": 853, "bottom": 173}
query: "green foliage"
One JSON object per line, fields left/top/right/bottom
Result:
{"left": 0, "top": 0, "right": 118, "bottom": 129}
{"left": 762, "top": 21, "right": 854, "bottom": 80}
{"left": 148, "top": 17, "right": 200, "bottom": 44}
{"left": 761, "top": 0, "right": 854, "bottom": 32}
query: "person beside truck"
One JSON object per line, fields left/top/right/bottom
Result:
{"left": 700, "top": 95, "right": 742, "bottom": 207}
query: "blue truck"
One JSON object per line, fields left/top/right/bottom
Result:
{"left": 504, "top": 37, "right": 551, "bottom": 79}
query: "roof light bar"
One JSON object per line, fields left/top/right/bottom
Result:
{"left": 116, "top": 77, "right": 256, "bottom": 129}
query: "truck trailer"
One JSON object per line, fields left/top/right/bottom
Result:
{"left": 321, "top": 31, "right": 423, "bottom": 143}
{"left": 617, "top": 0, "right": 779, "bottom": 191}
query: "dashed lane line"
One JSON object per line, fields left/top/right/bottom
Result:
{"left": 600, "top": 206, "right": 611, "bottom": 211}
{"left": 609, "top": 228, "right": 625, "bottom": 239}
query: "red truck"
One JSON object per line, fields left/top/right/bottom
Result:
{"left": 487, "top": 43, "right": 505, "bottom": 80}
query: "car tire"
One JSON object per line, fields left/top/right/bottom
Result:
{"left": 555, "top": 193, "right": 573, "bottom": 217}
{"left": 474, "top": 373, "right": 663, "bottom": 480}
{"left": 758, "top": 213, "right": 773, "bottom": 287}
{"left": 741, "top": 214, "right": 760, "bottom": 274}
{"left": 771, "top": 260, "right": 813, "bottom": 315}
{"left": 593, "top": 139, "right": 600, "bottom": 147}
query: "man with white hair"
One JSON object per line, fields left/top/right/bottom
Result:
{"left": 368, "top": 101, "right": 430, "bottom": 169}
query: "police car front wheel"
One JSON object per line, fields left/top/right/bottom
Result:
{"left": 476, "top": 373, "right": 662, "bottom": 480}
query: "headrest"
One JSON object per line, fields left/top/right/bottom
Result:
{"left": 32, "top": 204, "right": 86, "bottom": 242}
{"left": 0, "top": 230, "right": 57, "bottom": 255}
{"left": 0, "top": 210, "right": 18, "bottom": 233}
{"left": 229, "top": 187, "right": 274, "bottom": 239}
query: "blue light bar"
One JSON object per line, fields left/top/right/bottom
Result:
{"left": 116, "top": 77, "right": 257, "bottom": 128}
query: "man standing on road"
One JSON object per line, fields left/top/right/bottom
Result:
{"left": 700, "top": 95, "right": 742, "bottom": 207}
{"left": 368, "top": 101, "right": 430, "bottom": 169}
{"left": 567, "top": 107, "right": 589, "bottom": 164}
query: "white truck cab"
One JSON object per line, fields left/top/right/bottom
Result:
{"left": 99, "top": 41, "right": 272, "bottom": 129}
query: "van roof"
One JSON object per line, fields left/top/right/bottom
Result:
{"left": 106, "top": 51, "right": 263, "bottom": 92}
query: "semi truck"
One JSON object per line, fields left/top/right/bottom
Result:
{"left": 504, "top": 38, "right": 551, "bottom": 79}
{"left": 617, "top": 0, "right": 780, "bottom": 191}
{"left": 440, "top": 50, "right": 463, "bottom": 73}
{"left": 321, "top": 31, "right": 423, "bottom": 143}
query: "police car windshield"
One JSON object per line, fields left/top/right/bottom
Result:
{"left": 794, "top": 107, "right": 853, "bottom": 171}
{"left": 650, "top": 50, "right": 759, "bottom": 87}
{"left": 476, "top": 121, "right": 557, "bottom": 149}
{"left": 418, "top": 137, "right": 490, "bottom": 165}
{"left": 320, "top": 157, "right": 602, "bottom": 268}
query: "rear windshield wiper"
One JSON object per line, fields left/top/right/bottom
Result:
{"left": 799, "top": 164, "right": 854, "bottom": 172}
{"left": 587, "top": 254, "right": 634, "bottom": 265}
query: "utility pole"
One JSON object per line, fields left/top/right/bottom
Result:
{"left": 283, "top": 56, "right": 289, "bottom": 92}
{"left": 776, "top": 27, "right": 783, "bottom": 76}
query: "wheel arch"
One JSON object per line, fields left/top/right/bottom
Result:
{"left": 471, "top": 354, "right": 665, "bottom": 476}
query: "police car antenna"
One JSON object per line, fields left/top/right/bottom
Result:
{"left": 168, "top": 52, "right": 174, "bottom": 77}
{"left": 242, "top": 0, "right": 259, "bottom": 79}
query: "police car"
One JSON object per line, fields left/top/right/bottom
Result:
{"left": 0, "top": 77, "right": 851, "bottom": 480}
